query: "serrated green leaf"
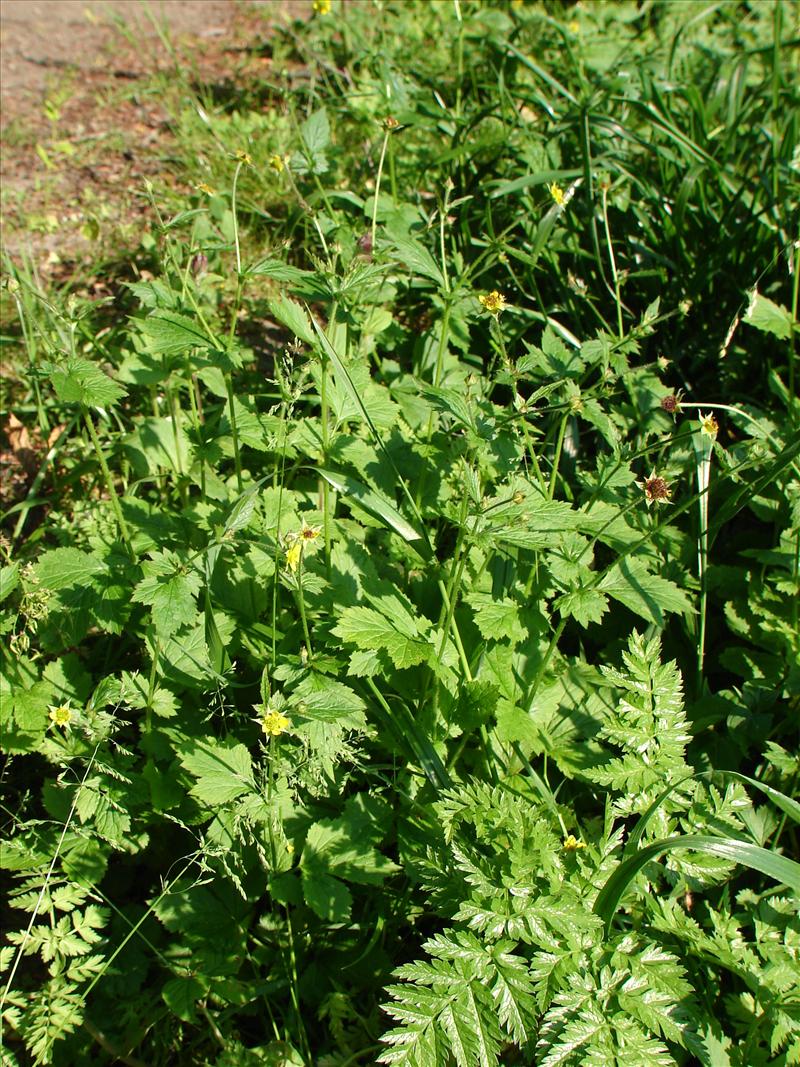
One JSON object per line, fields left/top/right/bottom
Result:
{"left": 598, "top": 558, "right": 693, "bottom": 626}
{"left": 162, "top": 975, "right": 205, "bottom": 1022}
{"left": 132, "top": 550, "right": 203, "bottom": 637}
{"left": 268, "top": 293, "right": 316, "bottom": 344}
{"left": 389, "top": 235, "right": 445, "bottom": 288}
{"left": 139, "top": 310, "right": 215, "bottom": 353}
{"left": 301, "top": 868, "right": 352, "bottom": 922}
{"left": 318, "top": 468, "right": 430, "bottom": 558}
{"left": 744, "top": 290, "right": 795, "bottom": 341}
{"left": 292, "top": 107, "right": 330, "bottom": 175}
{"left": 292, "top": 674, "right": 367, "bottom": 729}
{"left": 465, "top": 592, "right": 525, "bottom": 642}
{"left": 333, "top": 606, "right": 430, "bottom": 669}
{"left": 555, "top": 586, "right": 608, "bottom": 627}
{"left": 178, "top": 738, "right": 254, "bottom": 805}
{"left": 0, "top": 563, "right": 19, "bottom": 603}
{"left": 47, "top": 357, "right": 127, "bottom": 408}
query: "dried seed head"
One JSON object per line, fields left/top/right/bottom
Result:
{"left": 660, "top": 393, "right": 682, "bottom": 415}
{"left": 640, "top": 471, "right": 672, "bottom": 507}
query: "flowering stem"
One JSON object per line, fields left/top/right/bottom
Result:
{"left": 439, "top": 182, "right": 452, "bottom": 295}
{"left": 231, "top": 160, "right": 243, "bottom": 276}
{"left": 601, "top": 185, "right": 624, "bottom": 339}
{"left": 694, "top": 429, "right": 713, "bottom": 686}
{"left": 371, "top": 128, "right": 391, "bottom": 252}
{"left": 295, "top": 559, "right": 314, "bottom": 658}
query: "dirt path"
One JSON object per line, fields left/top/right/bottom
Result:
{"left": 1, "top": 0, "right": 244, "bottom": 127}
{"left": 0, "top": 0, "right": 303, "bottom": 264}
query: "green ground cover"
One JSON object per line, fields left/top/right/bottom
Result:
{"left": 1, "top": 1, "right": 799, "bottom": 1064}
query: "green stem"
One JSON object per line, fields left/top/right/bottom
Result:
{"left": 225, "top": 373, "right": 243, "bottom": 492}
{"left": 789, "top": 237, "right": 799, "bottom": 426}
{"left": 601, "top": 185, "right": 623, "bottom": 338}
{"left": 84, "top": 408, "right": 135, "bottom": 560}
{"left": 284, "top": 908, "right": 312, "bottom": 1064}
{"left": 295, "top": 558, "right": 313, "bottom": 658}
{"left": 549, "top": 411, "right": 570, "bottom": 500}
{"left": 371, "top": 128, "right": 391, "bottom": 251}
{"left": 454, "top": 0, "right": 464, "bottom": 119}
{"left": 524, "top": 618, "right": 566, "bottom": 715}
{"left": 231, "top": 160, "right": 244, "bottom": 275}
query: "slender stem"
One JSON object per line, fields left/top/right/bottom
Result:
{"left": 84, "top": 408, "right": 135, "bottom": 560}
{"left": 371, "top": 128, "right": 391, "bottom": 251}
{"left": 439, "top": 182, "right": 452, "bottom": 296}
{"left": 225, "top": 373, "right": 243, "bottom": 492}
{"left": 601, "top": 185, "right": 623, "bottom": 338}
{"left": 789, "top": 238, "right": 799, "bottom": 426}
{"left": 549, "top": 411, "right": 570, "bottom": 500}
{"left": 284, "top": 908, "right": 312, "bottom": 1064}
{"left": 453, "top": 0, "right": 464, "bottom": 119}
{"left": 231, "top": 160, "right": 244, "bottom": 276}
{"left": 525, "top": 618, "right": 566, "bottom": 715}
{"left": 518, "top": 411, "right": 547, "bottom": 495}
{"left": 295, "top": 558, "right": 313, "bottom": 658}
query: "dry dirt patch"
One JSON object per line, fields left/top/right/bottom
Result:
{"left": 0, "top": 0, "right": 303, "bottom": 264}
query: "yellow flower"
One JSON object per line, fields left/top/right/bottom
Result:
{"left": 479, "top": 290, "right": 507, "bottom": 316}
{"left": 269, "top": 154, "right": 286, "bottom": 173}
{"left": 261, "top": 708, "right": 290, "bottom": 737}
{"left": 313, "top": 0, "right": 331, "bottom": 13}
{"left": 48, "top": 703, "right": 73, "bottom": 728}
{"left": 548, "top": 181, "right": 566, "bottom": 206}
{"left": 568, "top": 19, "right": 580, "bottom": 34}
{"left": 285, "top": 541, "right": 302, "bottom": 574}
{"left": 300, "top": 523, "right": 321, "bottom": 542}
{"left": 563, "top": 834, "right": 586, "bottom": 851}
{"left": 235, "top": 150, "right": 252, "bottom": 166}
{"left": 195, "top": 182, "right": 216, "bottom": 196}
{"left": 699, "top": 412, "right": 719, "bottom": 439}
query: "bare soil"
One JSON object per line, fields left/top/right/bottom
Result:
{"left": 0, "top": 0, "right": 304, "bottom": 263}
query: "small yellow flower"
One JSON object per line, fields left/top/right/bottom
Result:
{"left": 639, "top": 470, "right": 672, "bottom": 507}
{"left": 568, "top": 19, "right": 580, "bottom": 34}
{"left": 548, "top": 181, "right": 566, "bottom": 206}
{"left": 699, "top": 412, "right": 719, "bottom": 440}
{"left": 312, "top": 0, "right": 331, "bottom": 13}
{"left": 269, "top": 154, "right": 286, "bottom": 173}
{"left": 261, "top": 708, "right": 290, "bottom": 737}
{"left": 479, "top": 290, "right": 508, "bottom": 316}
{"left": 300, "top": 523, "right": 321, "bottom": 542}
{"left": 48, "top": 703, "right": 73, "bottom": 728}
{"left": 382, "top": 116, "right": 400, "bottom": 131}
{"left": 563, "top": 834, "right": 586, "bottom": 851}
{"left": 195, "top": 182, "right": 216, "bottom": 196}
{"left": 285, "top": 541, "right": 302, "bottom": 574}
{"left": 235, "top": 150, "right": 252, "bottom": 166}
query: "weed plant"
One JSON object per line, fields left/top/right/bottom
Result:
{"left": 1, "top": 1, "right": 799, "bottom": 1065}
